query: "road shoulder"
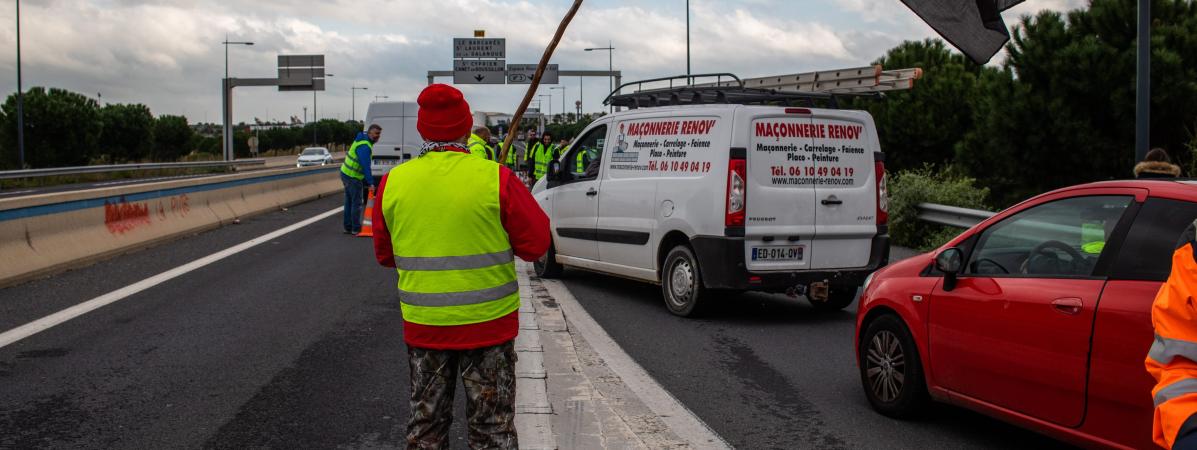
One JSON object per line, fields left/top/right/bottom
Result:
{"left": 514, "top": 262, "right": 731, "bottom": 449}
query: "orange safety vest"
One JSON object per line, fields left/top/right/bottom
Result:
{"left": 1147, "top": 219, "right": 1197, "bottom": 449}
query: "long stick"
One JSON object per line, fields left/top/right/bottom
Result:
{"left": 497, "top": 0, "right": 585, "bottom": 164}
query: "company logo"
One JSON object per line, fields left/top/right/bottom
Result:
{"left": 611, "top": 123, "right": 639, "bottom": 163}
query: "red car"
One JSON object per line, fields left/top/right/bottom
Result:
{"left": 856, "top": 180, "right": 1197, "bottom": 449}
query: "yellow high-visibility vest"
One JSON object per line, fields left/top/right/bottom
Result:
{"left": 380, "top": 151, "right": 518, "bottom": 326}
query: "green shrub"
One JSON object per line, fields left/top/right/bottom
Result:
{"left": 888, "top": 166, "right": 991, "bottom": 251}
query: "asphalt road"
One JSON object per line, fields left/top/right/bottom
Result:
{"left": 560, "top": 258, "right": 1073, "bottom": 450}
{"left": 0, "top": 196, "right": 472, "bottom": 449}
{"left": 0, "top": 192, "right": 1072, "bottom": 449}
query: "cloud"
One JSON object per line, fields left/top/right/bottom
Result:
{"left": 0, "top": 0, "right": 1088, "bottom": 123}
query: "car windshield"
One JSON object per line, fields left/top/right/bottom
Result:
{"left": 301, "top": 149, "right": 325, "bottom": 155}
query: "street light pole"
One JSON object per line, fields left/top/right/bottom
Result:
{"left": 538, "top": 94, "right": 552, "bottom": 123}
{"left": 551, "top": 86, "right": 566, "bottom": 122}
{"left": 15, "top": 0, "right": 25, "bottom": 168}
{"left": 1135, "top": 0, "right": 1151, "bottom": 162}
{"left": 351, "top": 85, "right": 368, "bottom": 122}
{"left": 584, "top": 43, "right": 615, "bottom": 113}
{"left": 315, "top": 73, "right": 333, "bottom": 146}
{"left": 221, "top": 36, "right": 253, "bottom": 161}
{"left": 686, "top": 0, "right": 691, "bottom": 84}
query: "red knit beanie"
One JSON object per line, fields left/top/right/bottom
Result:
{"left": 417, "top": 84, "right": 473, "bottom": 142}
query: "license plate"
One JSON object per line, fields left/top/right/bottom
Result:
{"left": 376, "top": 160, "right": 396, "bottom": 166}
{"left": 751, "top": 246, "right": 804, "bottom": 262}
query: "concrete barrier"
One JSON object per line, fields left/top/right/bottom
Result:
{"left": 0, "top": 166, "right": 343, "bottom": 288}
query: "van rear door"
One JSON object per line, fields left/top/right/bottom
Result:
{"left": 744, "top": 110, "right": 819, "bottom": 272}
{"left": 808, "top": 112, "right": 877, "bottom": 269}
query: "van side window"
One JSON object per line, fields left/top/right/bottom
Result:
{"left": 565, "top": 125, "right": 608, "bottom": 181}
{"left": 1109, "top": 198, "right": 1197, "bottom": 281}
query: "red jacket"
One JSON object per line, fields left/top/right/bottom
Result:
{"left": 372, "top": 147, "right": 551, "bottom": 350}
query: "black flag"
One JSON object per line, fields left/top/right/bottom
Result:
{"left": 901, "top": 0, "right": 1025, "bottom": 64}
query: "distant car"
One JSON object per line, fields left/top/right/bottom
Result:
{"left": 296, "top": 147, "right": 332, "bottom": 167}
{"left": 855, "top": 179, "right": 1197, "bottom": 449}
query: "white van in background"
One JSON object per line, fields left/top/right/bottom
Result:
{"left": 531, "top": 80, "right": 889, "bottom": 316}
{"left": 363, "top": 102, "right": 421, "bottom": 178}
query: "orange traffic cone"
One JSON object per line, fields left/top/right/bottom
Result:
{"left": 357, "top": 187, "right": 375, "bottom": 237}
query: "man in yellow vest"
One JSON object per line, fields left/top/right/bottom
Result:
{"left": 371, "top": 84, "right": 549, "bottom": 449}
{"left": 468, "top": 126, "right": 495, "bottom": 161}
{"left": 339, "top": 124, "right": 380, "bottom": 234}
{"left": 526, "top": 132, "right": 558, "bottom": 182}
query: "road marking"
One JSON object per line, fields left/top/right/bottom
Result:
{"left": 540, "top": 279, "right": 733, "bottom": 449}
{"left": 0, "top": 206, "right": 343, "bottom": 349}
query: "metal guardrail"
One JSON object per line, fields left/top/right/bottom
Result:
{"left": 0, "top": 159, "right": 267, "bottom": 181}
{"left": 915, "top": 203, "right": 996, "bottom": 228}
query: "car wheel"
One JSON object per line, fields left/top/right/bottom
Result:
{"left": 534, "top": 241, "right": 564, "bottom": 279}
{"left": 859, "top": 314, "right": 930, "bottom": 418}
{"left": 812, "top": 285, "right": 858, "bottom": 311}
{"left": 661, "top": 245, "right": 710, "bottom": 317}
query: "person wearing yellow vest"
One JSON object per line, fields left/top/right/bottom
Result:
{"left": 526, "top": 132, "right": 559, "bottom": 182}
{"left": 499, "top": 140, "right": 518, "bottom": 170}
{"left": 372, "top": 84, "right": 549, "bottom": 449}
{"left": 1148, "top": 219, "right": 1197, "bottom": 449}
{"left": 467, "top": 126, "right": 495, "bottom": 161}
{"left": 340, "top": 124, "right": 380, "bottom": 234}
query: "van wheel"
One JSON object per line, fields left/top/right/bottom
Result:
{"left": 859, "top": 314, "right": 929, "bottom": 418}
{"left": 661, "top": 246, "right": 709, "bottom": 317}
{"left": 534, "top": 242, "right": 563, "bottom": 279}
{"left": 812, "top": 285, "right": 858, "bottom": 311}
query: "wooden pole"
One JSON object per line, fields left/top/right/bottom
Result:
{"left": 497, "top": 0, "right": 585, "bottom": 164}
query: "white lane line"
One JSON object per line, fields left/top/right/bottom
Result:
{"left": 540, "top": 279, "right": 734, "bottom": 450}
{"left": 0, "top": 206, "right": 343, "bottom": 350}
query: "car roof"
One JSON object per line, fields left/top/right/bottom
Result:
{"left": 1046, "top": 179, "right": 1197, "bottom": 202}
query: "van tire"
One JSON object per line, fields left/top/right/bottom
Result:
{"left": 812, "top": 286, "right": 858, "bottom": 311}
{"left": 859, "top": 314, "right": 930, "bottom": 418}
{"left": 535, "top": 243, "right": 564, "bottom": 279}
{"left": 661, "top": 246, "right": 709, "bottom": 317}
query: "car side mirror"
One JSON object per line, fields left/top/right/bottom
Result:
{"left": 936, "top": 247, "right": 964, "bottom": 291}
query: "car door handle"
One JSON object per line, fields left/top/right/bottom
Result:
{"left": 821, "top": 198, "right": 843, "bottom": 206}
{"left": 586, "top": 188, "right": 598, "bottom": 197}
{"left": 1051, "top": 298, "right": 1083, "bottom": 315}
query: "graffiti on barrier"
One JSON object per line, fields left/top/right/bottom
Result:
{"left": 105, "top": 194, "right": 191, "bottom": 234}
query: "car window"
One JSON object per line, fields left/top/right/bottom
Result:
{"left": 564, "top": 125, "right": 608, "bottom": 181}
{"left": 302, "top": 149, "right": 323, "bottom": 155}
{"left": 1109, "top": 198, "right": 1197, "bottom": 281}
{"left": 966, "top": 195, "right": 1133, "bottom": 278}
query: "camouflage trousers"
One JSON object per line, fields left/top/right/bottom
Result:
{"left": 406, "top": 340, "right": 518, "bottom": 450}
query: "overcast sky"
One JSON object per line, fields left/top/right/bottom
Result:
{"left": 0, "top": 0, "right": 1083, "bottom": 124}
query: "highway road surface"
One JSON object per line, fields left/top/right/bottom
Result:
{"left": 0, "top": 195, "right": 1073, "bottom": 449}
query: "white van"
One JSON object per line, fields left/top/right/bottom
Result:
{"left": 363, "top": 101, "right": 421, "bottom": 177}
{"left": 531, "top": 84, "right": 889, "bottom": 316}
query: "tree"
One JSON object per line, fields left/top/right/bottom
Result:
{"left": 844, "top": 39, "right": 993, "bottom": 172}
{"left": 99, "top": 103, "right": 155, "bottom": 163}
{"left": 957, "top": 1, "right": 1197, "bottom": 206}
{"left": 152, "top": 115, "right": 193, "bottom": 161}
{"left": 0, "top": 87, "right": 101, "bottom": 169}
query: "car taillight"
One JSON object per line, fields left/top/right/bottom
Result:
{"left": 726, "top": 159, "right": 746, "bottom": 227}
{"left": 875, "top": 161, "right": 888, "bottom": 226}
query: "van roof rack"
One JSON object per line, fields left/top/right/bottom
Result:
{"left": 603, "top": 73, "right": 835, "bottom": 109}
{"left": 603, "top": 66, "right": 922, "bottom": 110}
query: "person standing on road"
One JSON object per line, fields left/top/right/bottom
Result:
{"left": 527, "top": 132, "right": 557, "bottom": 182}
{"left": 468, "top": 126, "right": 495, "bottom": 161}
{"left": 340, "top": 124, "right": 380, "bottom": 234}
{"left": 1147, "top": 219, "right": 1197, "bottom": 449}
{"left": 372, "top": 84, "right": 550, "bottom": 449}
{"left": 1136, "top": 148, "right": 1183, "bottom": 179}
